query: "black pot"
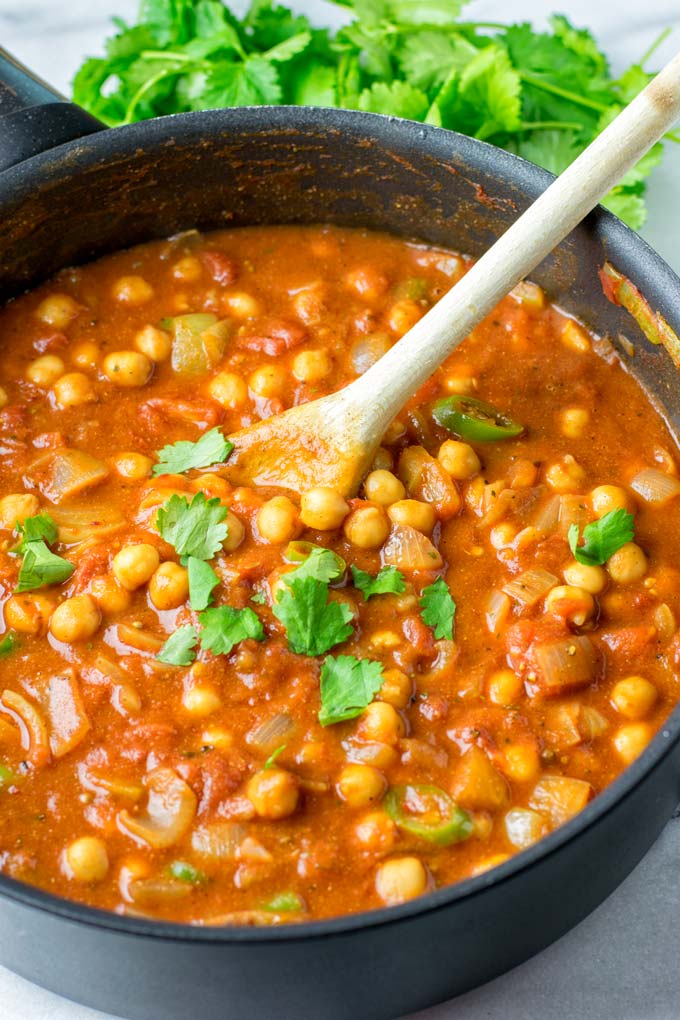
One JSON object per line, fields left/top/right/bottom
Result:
{"left": 1, "top": 47, "right": 680, "bottom": 1020}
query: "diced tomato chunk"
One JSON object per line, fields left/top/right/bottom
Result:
{"left": 201, "top": 250, "right": 238, "bottom": 285}
{"left": 238, "top": 319, "right": 307, "bottom": 355}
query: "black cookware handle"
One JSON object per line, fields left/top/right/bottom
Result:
{"left": 0, "top": 46, "right": 105, "bottom": 173}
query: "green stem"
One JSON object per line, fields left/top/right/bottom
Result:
{"left": 519, "top": 71, "right": 609, "bottom": 113}
{"left": 639, "top": 27, "right": 671, "bottom": 68}
{"left": 140, "top": 49, "right": 197, "bottom": 63}
{"left": 666, "top": 130, "right": 680, "bottom": 144}
{"left": 123, "top": 68, "right": 182, "bottom": 124}
{"left": 518, "top": 120, "right": 583, "bottom": 131}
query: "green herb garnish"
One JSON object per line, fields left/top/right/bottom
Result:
{"left": 168, "top": 860, "right": 208, "bottom": 884}
{"left": 187, "top": 556, "right": 220, "bottom": 611}
{"left": 198, "top": 605, "right": 264, "bottom": 655}
{"left": 351, "top": 564, "right": 405, "bottom": 600}
{"left": 14, "top": 513, "right": 74, "bottom": 593}
{"left": 318, "top": 654, "right": 384, "bottom": 726}
{"left": 420, "top": 577, "right": 456, "bottom": 639}
{"left": 156, "top": 492, "right": 228, "bottom": 562}
{"left": 261, "top": 890, "right": 304, "bottom": 912}
{"left": 0, "top": 632, "right": 18, "bottom": 657}
{"left": 153, "top": 427, "right": 233, "bottom": 476}
{"left": 568, "top": 508, "right": 635, "bottom": 566}
{"left": 157, "top": 623, "right": 199, "bottom": 665}
{"left": 263, "top": 744, "right": 287, "bottom": 769}
{"left": 273, "top": 576, "right": 353, "bottom": 656}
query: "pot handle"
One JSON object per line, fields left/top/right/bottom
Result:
{"left": 0, "top": 47, "right": 105, "bottom": 173}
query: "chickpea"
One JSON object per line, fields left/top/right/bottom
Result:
{"left": 70, "top": 340, "right": 100, "bottom": 370}
{"left": 209, "top": 371, "right": 248, "bottom": 409}
{"left": 134, "top": 324, "right": 171, "bottom": 362}
{"left": 257, "top": 496, "right": 300, "bottom": 545}
{"left": 35, "top": 293, "right": 80, "bottom": 328}
{"left": 248, "top": 364, "right": 287, "bottom": 398}
{"left": 336, "top": 764, "right": 386, "bottom": 808}
{"left": 489, "top": 522, "right": 516, "bottom": 550}
{"left": 201, "top": 725, "right": 234, "bottom": 751}
{"left": 442, "top": 366, "right": 477, "bottom": 395}
{"left": 65, "top": 836, "right": 109, "bottom": 883}
{"left": 364, "top": 470, "right": 405, "bottom": 506}
{"left": 357, "top": 701, "right": 404, "bottom": 746}
{"left": 88, "top": 576, "right": 132, "bottom": 615}
{"left": 545, "top": 455, "right": 586, "bottom": 493}
{"left": 53, "top": 372, "right": 96, "bottom": 408}
{"left": 563, "top": 561, "right": 606, "bottom": 595}
{"left": 613, "top": 722, "right": 652, "bottom": 764}
{"left": 172, "top": 256, "right": 202, "bottom": 282}
{"left": 0, "top": 386, "right": 8, "bottom": 409}
{"left": 487, "top": 669, "right": 524, "bottom": 707}
{"left": 560, "top": 407, "right": 590, "bottom": 439}
{"left": 4, "top": 593, "right": 54, "bottom": 635}
{"left": 608, "top": 543, "right": 647, "bottom": 584}
{"left": 246, "top": 768, "right": 299, "bottom": 819}
{"left": 387, "top": 299, "right": 423, "bottom": 336}
{"left": 111, "top": 452, "right": 154, "bottom": 481}
{"left": 103, "top": 351, "right": 152, "bottom": 388}
{"left": 611, "top": 676, "right": 657, "bottom": 720}
{"left": 112, "top": 275, "right": 154, "bottom": 304}
{"left": 223, "top": 291, "right": 261, "bottom": 319}
{"left": 223, "top": 510, "right": 246, "bottom": 552}
{"left": 437, "top": 440, "right": 481, "bottom": 480}
{"left": 590, "top": 484, "right": 633, "bottom": 517}
{"left": 182, "top": 683, "right": 222, "bottom": 717}
{"left": 26, "top": 354, "right": 65, "bottom": 388}
{"left": 50, "top": 595, "right": 101, "bottom": 643}
{"left": 300, "top": 487, "right": 349, "bottom": 530}
{"left": 502, "top": 744, "right": 540, "bottom": 783}
{"left": 345, "top": 266, "right": 389, "bottom": 303}
{"left": 383, "top": 419, "right": 406, "bottom": 445}
{"left": 113, "top": 543, "right": 160, "bottom": 591}
{"left": 379, "top": 668, "right": 414, "bottom": 709}
{"left": 544, "top": 584, "right": 595, "bottom": 627}
{"left": 375, "top": 856, "right": 428, "bottom": 905}
{"left": 0, "top": 493, "right": 39, "bottom": 529}
{"left": 291, "top": 285, "right": 325, "bottom": 325}
{"left": 561, "top": 319, "right": 591, "bottom": 353}
{"left": 344, "top": 506, "right": 390, "bottom": 549}
{"left": 149, "top": 562, "right": 189, "bottom": 610}
{"left": 292, "top": 349, "right": 332, "bottom": 383}
{"left": 387, "top": 499, "right": 436, "bottom": 534}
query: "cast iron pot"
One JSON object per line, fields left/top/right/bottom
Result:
{"left": 1, "top": 46, "right": 680, "bottom": 1020}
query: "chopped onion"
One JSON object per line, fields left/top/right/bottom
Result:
{"left": 84, "top": 769, "right": 143, "bottom": 802}
{"left": 350, "top": 333, "right": 391, "bottom": 374}
{"left": 398, "top": 446, "right": 460, "bottom": 519}
{"left": 503, "top": 568, "right": 558, "bottom": 607}
{"left": 46, "top": 671, "right": 90, "bottom": 758}
{"left": 558, "top": 495, "right": 590, "bottom": 538}
{"left": 191, "top": 821, "right": 245, "bottom": 861}
{"left": 28, "top": 448, "right": 110, "bottom": 503}
{"left": 504, "top": 808, "right": 547, "bottom": 849}
{"left": 654, "top": 602, "right": 676, "bottom": 641}
{"left": 631, "top": 467, "right": 680, "bottom": 505}
{"left": 529, "top": 774, "right": 591, "bottom": 826}
{"left": 533, "top": 635, "right": 598, "bottom": 693}
{"left": 171, "top": 313, "right": 227, "bottom": 375}
{"left": 532, "top": 494, "right": 561, "bottom": 537}
{"left": 200, "top": 910, "right": 285, "bottom": 927}
{"left": 486, "top": 590, "right": 511, "bottom": 636}
{"left": 51, "top": 503, "right": 126, "bottom": 545}
{"left": 246, "top": 712, "right": 296, "bottom": 755}
{"left": 117, "top": 624, "right": 165, "bottom": 653}
{"left": 0, "top": 689, "right": 49, "bottom": 766}
{"left": 118, "top": 767, "right": 197, "bottom": 849}
{"left": 129, "top": 877, "right": 193, "bottom": 907}
{"left": 579, "top": 705, "right": 609, "bottom": 740}
{"left": 399, "top": 738, "right": 448, "bottom": 769}
{"left": 382, "top": 524, "right": 443, "bottom": 572}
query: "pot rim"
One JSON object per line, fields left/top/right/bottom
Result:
{"left": 1, "top": 104, "right": 680, "bottom": 945}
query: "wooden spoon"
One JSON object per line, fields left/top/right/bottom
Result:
{"left": 226, "top": 51, "right": 680, "bottom": 496}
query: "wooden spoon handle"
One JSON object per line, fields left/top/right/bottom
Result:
{"left": 342, "top": 49, "right": 680, "bottom": 442}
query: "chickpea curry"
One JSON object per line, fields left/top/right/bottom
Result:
{"left": 0, "top": 224, "right": 679, "bottom": 925}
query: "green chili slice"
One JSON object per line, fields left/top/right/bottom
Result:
{"left": 432, "top": 396, "right": 524, "bottom": 442}
{"left": 262, "top": 891, "right": 304, "bottom": 913}
{"left": 384, "top": 784, "right": 473, "bottom": 846}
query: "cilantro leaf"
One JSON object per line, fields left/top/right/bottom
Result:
{"left": 356, "top": 80, "right": 429, "bottom": 119}
{"left": 0, "top": 631, "right": 18, "bottom": 657}
{"left": 568, "top": 509, "right": 635, "bottom": 566}
{"left": 318, "top": 654, "right": 384, "bottom": 726}
{"left": 14, "top": 513, "right": 74, "bottom": 593}
{"left": 16, "top": 513, "right": 58, "bottom": 551}
{"left": 157, "top": 624, "right": 199, "bottom": 666}
{"left": 199, "top": 605, "right": 264, "bottom": 656}
{"left": 351, "top": 564, "right": 405, "bottom": 600}
{"left": 187, "top": 556, "right": 219, "bottom": 611}
{"left": 251, "top": 590, "right": 267, "bottom": 605}
{"left": 156, "top": 492, "right": 228, "bottom": 562}
{"left": 153, "top": 427, "right": 233, "bottom": 476}
{"left": 273, "top": 577, "right": 353, "bottom": 656}
{"left": 420, "top": 576, "right": 456, "bottom": 639}
{"left": 287, "top": 546, "right": 345, "bottom": 584}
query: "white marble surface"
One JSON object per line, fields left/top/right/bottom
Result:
{"left": 0, "top": 2, "right": 679, "bottom": 1018}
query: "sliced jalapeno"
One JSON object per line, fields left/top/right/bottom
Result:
{"left": 432, "top": 396, "right": 524, "bottom": 442}
{"left": 384, "top": 784, "right": 473, "bottom": 846}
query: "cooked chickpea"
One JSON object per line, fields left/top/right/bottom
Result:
{"left": 257, "top": 496, "right": 300, "bottom": 544}
{"left": 344, "top": 505, "right": 390, "bottom": 549}
{"left": 201, "top": 725, "right": 234, "bottom": 751}
{"left": 171, "top": 256, "right": 202, "bottom": 282}
{"left": 0, "top": 493, "right": 39, "bottom": 529}
{"left": 371, "top": 447, "right": 393, "bottom": 472}
{"left": 112, "top": 275, "right": 154, "bottom": 304}
{"left": 375, "top": 856, "right": 428, "bottom": 905}
{"left": 545, "top": 455, "right": 586, "bottom": 493}
{"left": 248, "top": 364, "right": 287, "bottom": 398}
{"left": 70, "top": 340, "right": 100, "bottom": 370}
{"left": 246, "top": 768, "right": 299, "bottom": 819}
{"left": 89, "top": 576, "right": 132, "bottom": 615}
{"left": 544, "top": 584, "right": 595, "bottom": 626}
{"left": 563, "top": 561, "right": 606, "bottom": 595}
{"left": 611, "top": 676, "right": 658, "bottom": 720}
{"left": 103, "top": 351, "right": 152, "bottom": 388}
{"left": 489, "top": 522, "right": 516, "bottom": 550}
{"left": 111, "top": 452, "right": 153, "bottom": 480}
{"left": 300, "top": 487, "right": 349, "bottom": 530}
{"left": 383, "top": 419, "right": 406, "bottom": 445}
{"left": 4, "top": 593, "right": 54, "bottom": 635}
{"left": 561, "top": 319, "right": 591, "bottom": 353}
{"left": 209, "top": 371, "right": 248, "bottom": 409}
{"left": 560, "top": 407, "right": 590, "bottom": 439}
{"left": 53, "top": 372, "right": 96, "bottom": 408}
{"left": 134, "top": 324, "right": 171, "bottom": 362}
{"left": 50, "top": 595, "right": 101, "bottom": 643}
{"left": 613, "top": 722, "right": 652, "bottom": 764}
{"left": 182, "top": 684, "right": 222, "bottom": 717}
{"left": 364, "top": 470, "right": 405, "bottom": 506}
{"left": 26, "top": 354, "right": 65, "bottom": 387}
{"left": 149, "top": 562, "right": 189, "bottom": 610}
{"left": 223, "top": 291, "right": 261, "bottom": 319}
{"left": 387, "top": 499, "right": 435, "bottom": 534}
{"left": 223, "top": 510, "right": 246, "bottom": 552}
{"left": 442, "top": 367, "right": 477, "bottom": 395}
{"left": 354, "top": 811, "right": 396, "bottom": 853}
{"left": 0, "top": 386, "right": 8, "bottom": 409}
{"left": 608, "top": 543, "right": 647, "bottom": 584}
{"left": 292, "top": 349, "right": 332, "bottom": 383}
{"left": 590, "top": 484, "right": 633, "bottom": 517}
{"left": 345, "top": 266, "right": 389, "bottom": 302}
{"left": 65, "top": 836, "right": 109, "bottom": 883}
{"left": 35, "top": 293, "right": 80, "bottom": 328}
{"left": 112, "top": 543, "right": 160, "bottom": 591}
{"left": 437, "top": 440, "right": 481, "bottom": 480}
{"left": 502, "top": 744, "right": 540, "bottom": 783}
{"left": 291, "top": 285, "right": 325, "bottom": 325}
{"left": 387, "top": 299, "right": 423, "bottom": 336}
{"left": 487, "top": 669, "right": 524, "bottom": 707}
{"left": 336, "top": 764, "right": 386, "bottom": 808}
{"left": 357, "top": 701, "right": 404, "bottom": 746}
{"left": 379, "top": 668, "right": 414, "bottom": 709}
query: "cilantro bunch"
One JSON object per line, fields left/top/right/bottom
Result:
{"left": 73, "top": 0, "right": 678, "bottom": 229}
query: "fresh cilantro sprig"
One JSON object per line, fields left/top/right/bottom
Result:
{"left": 153, "top": 427, "right": 233, "bottom": 476}
{"left": 187, "top": 556, "right": 220, "bottom": 610}
{"left": 157, "top": 623, "right": 199, "bottom": 665}
{"left": 318, "top": 654, "right": 384, "bottom": 726}
{"left": 273, "top": 576, "right": 353, "bottom": 656}
{"left": 14, "top": 513, "right": 75, "bottom": 593}
{"left": 156, "top": 492, "right": 228, "bottom": 562}
{"left": 199, "top": 605, "right": 264, "bottom": 654}
{"left": 420, "top": 576, "right": 456, "bottom": 639}
{"left": 568, "top": 508, "right": 635, "bottom": 566}
{"left": 351, "top": 564, "right": 405, "bottom": 600}
{"left": 72, "top": 2, "right": 677, "bottom": 229}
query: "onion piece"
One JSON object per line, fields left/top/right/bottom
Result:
{"left": 486, "top": 590, "right": 511, "bottom": 636}
{"left": 504, "top": 808, "right": 547, "bottom": 849}
{"left": 503, "top": 568, "right": 558, "bottom": 607}
{"left": 350, "top": 333, "right": 391, "bottom": 374}
{"left": 117, "top": 624, "right": 165, "bottom": 653}
{"left": 654, "top": 602, "right": 676, "bottom": 641}
{"left": 529, "top": 774, "right": 591, "bottom": 826}
{"left": 84, "top": 769, "right": 143, "bottom": 802}
{"left": 46, "top": 671, "right": 90, "bottom": 758}
{"left": 630, "top": 467, "right": 680, "bottom": 505}
{"left": 129, "top": 877, "right": 194, "bottom": 907}
{"left": 118, "top": 767, "right": 197, "bottom": 849}
{"left": 381, "top": 524, "right": 443, "bottom": 572}
{"left": 246, "top": 713, "right": 296, "bottom": 755}
{"left": 200, "top": 910, "right": 288, "bottom": 927}
{"left": 0, "top": 689, "right": 49, "bottom": 766}
{"left": 533, "top": 635, "right": 598, "bottom": 694}
{"left": 558, "top": 495, "right": 590, "bottom": 539}
{"left": 398, "top": 446, "right": 460, "bottom": 519}
{"left": 532, "top": 494, "right": 561, "bottom": 537}
{"left": 191, "top": 821, "right": 245, "bottom": 861}
{"left": 51, "top": 503, "right": 126, "bottom": 545}
{"left": 27, "top": 448, "right": 110, "bottom": 503}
